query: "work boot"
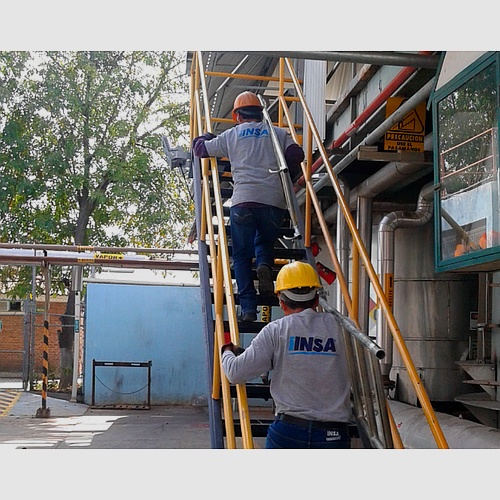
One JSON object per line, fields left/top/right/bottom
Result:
{"left": 240, "top": 311, "right": 257, "bottom": 322}
{"left": 257, "top": 265, "right": 274, "bottom": 299}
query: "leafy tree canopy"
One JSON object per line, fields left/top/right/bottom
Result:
{"left": 0, "top": 51, "right": 194, "bottom": 297}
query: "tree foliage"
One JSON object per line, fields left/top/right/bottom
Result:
{"left": 437, "top": 61, "right": 497, "bottom": 197}
{"left": 0, "top": 51, "right": 193, "bottom": 297}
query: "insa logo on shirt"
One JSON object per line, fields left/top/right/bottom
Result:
{"left": 288, "top": 336, "right": 337, "bottom": 355}
{"left": 238, "top": 128, "right": 269, "bottom": 138}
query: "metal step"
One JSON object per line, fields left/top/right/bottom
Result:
{"left": 462, "top": 379, "right": 500, "bottom": 386}
{"left": 212, "top": 292, "right": 279, "bottom": 307}
{"left": 456, "top": 361, "right": 497, "bottom": 398}
{"left": 210, "top": 223, "right": 299, "bottom": 241}
{"left": 224, "top": 320, "right": 265, "bottom": 334}
{"left": 456, "top": 361, "right": 495, "bottom": 380}
{"left": 224, "top": 418, "right": 274, "bottom": 438}
{"left": 229, "top": 383, "right": 271, "bottom": 401}
{"left": 204, "top": 241, "right": 306, "bottom": 261}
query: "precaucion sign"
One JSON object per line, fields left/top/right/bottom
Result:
{"left": 384, "top": 97, "right": 426, "bottom": 152}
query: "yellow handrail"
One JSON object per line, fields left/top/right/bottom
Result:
{"left": 193, "top": 51, "right": 254, "bottom": 449}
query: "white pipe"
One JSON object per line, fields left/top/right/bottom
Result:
{"left": 390, "top": 400, "right": 500, "bottom": 448}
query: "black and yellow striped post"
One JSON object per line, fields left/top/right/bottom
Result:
{"left": 36, "top": 264, "right": 51, "bottom": 418}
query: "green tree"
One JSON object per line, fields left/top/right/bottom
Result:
{"left": 0, "top": 51, "right": 193, "bottom": 389}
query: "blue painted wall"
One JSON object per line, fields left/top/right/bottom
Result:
{"left": 82, "top": 283, "right": 208, "bottom": 406}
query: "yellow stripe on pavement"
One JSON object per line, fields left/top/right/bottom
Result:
{"left": 0, "top": 389, "right": 22, "bottom": 416}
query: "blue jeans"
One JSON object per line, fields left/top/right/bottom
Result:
{"left": 230, "top": 205, "right": 287, "bottom": 315}
{"left": 265, "top": 419, "right": 351, "bottom": 449}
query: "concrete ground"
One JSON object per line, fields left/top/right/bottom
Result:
{"left": 0, "top": 386, "right": 477, "bottom": 499}
{"left": 0, "top": 390, "right": 213, "bottom": 449}
{"left": 0, "top": 386, "right": 270, "bottom": 450}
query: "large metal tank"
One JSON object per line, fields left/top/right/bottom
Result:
{"left": 389, "top": 222, "right": 478, "bottom": 404}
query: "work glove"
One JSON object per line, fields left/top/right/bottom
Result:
{"left": 193, "top": 132, "right": 216, "bottom": 146}
{"left": 221, "top": 342, "right": 245, "bottom": 356}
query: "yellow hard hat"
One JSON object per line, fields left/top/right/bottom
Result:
{"left": 275, "top": 261, "right": 321, "bottom": 298}
{"left": 232, "top": 91, "right": 263, "bottom": 121}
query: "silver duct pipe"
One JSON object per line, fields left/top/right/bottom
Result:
{"left": 377, "top": 183, "right": 434, "bottom": 377}
{"left": 389, "top": 400, "right": 500, "bottom": 448}
{"left": 238, "top": 51, "right": 440, "bottom": 69}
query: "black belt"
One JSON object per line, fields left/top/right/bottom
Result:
{"left": 278, "top": 414, "right": 349, "bottom": 431}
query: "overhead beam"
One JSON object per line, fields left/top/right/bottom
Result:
{"left": 227, "top": 51, "right": 440, "bottom": 69}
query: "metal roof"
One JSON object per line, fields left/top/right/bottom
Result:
{"left": 187, "top": 51, "right": 280, "bottom": 134}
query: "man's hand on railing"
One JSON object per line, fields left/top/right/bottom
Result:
{"left": 192, "top": 132, "right": 217, "bottom": 157}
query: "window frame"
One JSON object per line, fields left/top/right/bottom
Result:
{"left": 433, "top": 51, "right": 500, "bottom": 272}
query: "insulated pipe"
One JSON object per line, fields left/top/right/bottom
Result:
{"left": 377, "top": 182, "right": 434, "bottom": 377}
{"left": 389, "top": 400, "right": 500, "bottom": 448}
{"left": 297, "top": 77, "right": 435, "bottom": 204}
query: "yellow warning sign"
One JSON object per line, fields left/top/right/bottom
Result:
{"left": 384, "top": 97, "right": 426, "bottom": 152}
{"left": 95, "top": 253, "right": 124, "bottom": 260}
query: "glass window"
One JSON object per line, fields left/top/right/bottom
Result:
{"left": 437, "top": 62, "right": 499, "bottom": 262}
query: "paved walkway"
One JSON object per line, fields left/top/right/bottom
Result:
{"left": 0, "top": 389, "right": 215, "bottom": 449}
{"left": 0, "top": 388, "right": 273, "bottom": 450}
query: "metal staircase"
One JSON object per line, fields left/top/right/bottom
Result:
{"left": 189, "top": 51, "right": 449, "bottom": 449}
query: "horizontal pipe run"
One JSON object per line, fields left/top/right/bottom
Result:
{"left": 0, "top": 242, "right": 197, "bottom": 255}
{"left": 231, "top": 51, "right": 440, "bottom": 69}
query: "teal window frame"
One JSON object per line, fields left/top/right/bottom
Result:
{"left": 433, "top": 51, "right": 500, "bottom": 272}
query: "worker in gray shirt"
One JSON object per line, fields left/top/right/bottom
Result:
{"left": 221, "top": 261, "right": 353, "bottom": 449}
{"left": 193, "top": 91, "right": 304, "bottom": 322}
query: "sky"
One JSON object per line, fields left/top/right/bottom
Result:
{"left": 2, "top": 3, "right": 496, "bottom": 52}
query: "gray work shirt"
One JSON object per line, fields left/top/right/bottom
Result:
{"left": 204, "top": 121, "right": 296, "bottom": 209}
{"left": 222, "top": 308, "right": 353, "bottom": 422}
